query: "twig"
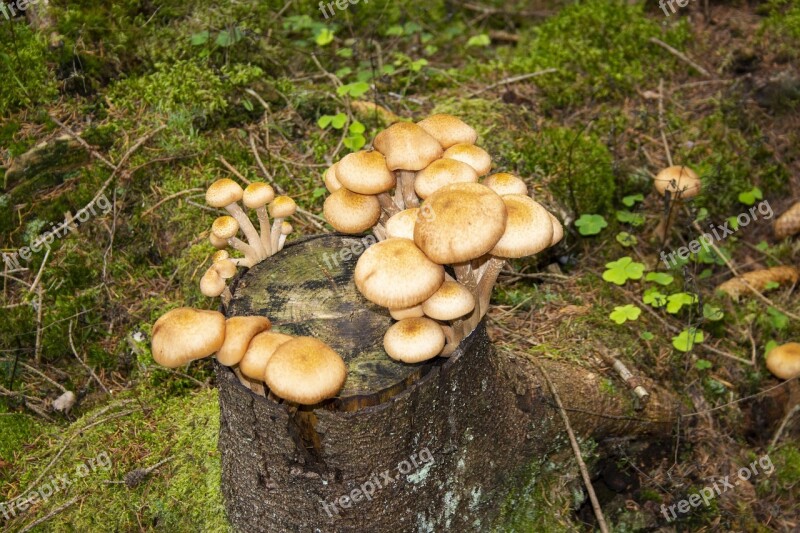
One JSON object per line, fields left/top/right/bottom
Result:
{"left": 468, "top": 68, "right": 558, "bottom": 97}
{"left": 49, "top": 115, "right": 117, "bottom": 170}
{"left": 534, "top": 361, "right": 610, "bottom": 533}
{"left": 141, "top": 188, "right": 203, "bottom": 218}
{"left": 104, "top": 456, "right": 175, "bottom": 487}
{"left": 657, "top": 79, "right": 673, "bottom": 167}
{"left": 596, "top": 350, "right": 649, "bottom": 403}
{"left": 682, "top": 376, "right": 798, "bottom": 417}
{"left": 28, "top": 247, "right": 50, "bottom": 293}
{"left": 68, "top": 321, "right": 110, "bottom": 395}
{"left": 34, "top": 284, "right": 43, "bottom": 364}
{"left": 769, "top": 404, "right": 800, "bottom": 452}
{"left": 19, "top": 361, "right": 67, "bottom": 393}
{"left": 18, "top": 496, "right": 79, "bottom": 533}
{"left": 248, "top": 132, "right": 283, "bottom": 194}
{"left": 217, "top": 155, "right": 251, "bottom": 184}
{"left": 648, "top": 37, "right": 710, "bottom": 77}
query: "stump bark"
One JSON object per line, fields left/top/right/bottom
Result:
{"left": 217, "top": 235, "right": 675, "bottom": 532}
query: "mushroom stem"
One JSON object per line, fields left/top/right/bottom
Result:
{"left": 373, "top": 223, "right": 387, "bottom": 241}
{"left": 225, "top": 203, "right": 267, "bottom": 260}
{"left": 221, "top": 287, "right": 232, "bottom": 307}
{"left": 453, "top": 262, "right": 477, "bottom": 292}
{"left": 463, "top": 256, "right": 506, "bottom": 335}
{"left": 232, "top": 367, "right": 252, "bottom": 390}
{"left": 378, "top": 192, "right": 400, "bottom": 217}
{"left": 278, "top": 233, "right": 288, "bottom": 251}
{"left": 440, "top": 324, "right": 459, "bottom": 357}
{"left": 655, "top": 194, "right": 683, "bottom": 246}
{"left": 227, "top": 237, "right": 260, "bottom": 265}
{"left": 397, "top": 170, "right": 419, "bottom": 208}
{"left": 255, "top": 206, "right": 273, "bottom": 257}
{"left": 270, "top": 218, "right": 284, "bottom": 253}
{"left": 230, "top": 257, "right": 254, "bottom": 268}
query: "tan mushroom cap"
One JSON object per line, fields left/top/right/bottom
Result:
{"left": 373, "top": 122, "right": 443, "bottom": 171}
{"left": 243, "top": 182, "right": 275, "bottom": 208}
{"left": 269, "top": 196, "right": 297, "bottom": 219}
{"left": 442, "top": 143, "right": 492, "bottom": 176}
{"left": 421, "top": 281, "right": 475, "bottom": 321}
{"left": 281, "top": 221, "right": 293, "bottom": 235}
{"left": 239, "top": 331, "right": 293, "bottom": 381}
{"left": 385, "top": 208, "right": 419, "bottom": 240}
{"left": 336, "top": 150, "right": 396, "bottom": 194}
{"left": 151, "top": 308, "right": 226, "bottom": 368}
{"left": 766, "top": 342, "right": 800, "bottom": 380}
{"left": 213, "top": 258, "right": 237, "bottom": 279}
{"left": 354, "top": 238, "right": 445, "bottom": 308}
{"left": 389, "top": 305, "right": 425, "bottom": 320}
{"left": 491, "top": 195, "right": 554, "bottom": 258}
{"left": 264, "top": 337, "right": 348, "bottom": 404}
{"left": 483, "top": 173, "right": 528, "bottom": 196}
{"left": 383, "top": 317, "right": 445, "bottom": 363}
{"left": 206, "top": 178, "right": 244, "bottom": 208}
{"left": 200, "top": 267, "right": 226, "bottom": 297}
{"left": 216, "top": 316, "right": 272, "bottom": 366}
{"left": 417, "top": 114, "right": 478, "bottom": 149}
{"left": 549, "top": 213, "right": 564, "bottom": 246}
{"left": 414, "top": 183, "right": 507, "bottom": 264}
{"left": 209, "top": 232, "right": 228, "bottom": 249}
{"left": 323, "top": 188, "right": 381, "bottom": 234}
{"left": 414, "top": 158, "right": 479, "bottom": 199}
{"left": 212, "top": 216, "right": 239, "bottom": 239}
{"left": 653, "top": 166, "right": 701, "bottom": 198}
{"left": 212, "top": 250, "right": 230, "bottom": 263}
{"left": 324, "top": 163, "right": 343, "bottom": 193}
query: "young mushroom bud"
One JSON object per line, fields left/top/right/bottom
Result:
{"left": 243, "top": 182, "right": 276, "bottom": 257}
{"left": 264, "top": 337, "right": 348, "bottom": 404}
{"left": 385, "top": 208, "right": 419, "bottom": 240}
{"left": 323, "top": 189, "right": 381, "bottom": 235}
{"left": 151, "top": 308, "right": 226, "bottom": 368}
{"left": 200, "top": 267, "right": 227, "bottom": 298}
{"left": 278, "top": 222, "right": 293, "bottom": 250}
{"left": 766, "top": 342, "right": 800, "bottom": 380}
{"left": 206, "top": 178, "right": 266, "bottom": 260}
{"left": 212, "top": 216, "right": 260, "bottom": 266}
{"left": 268, "top": 196, "right": 297, "bottom": 254}
{"left": 442, "top": 143, "right": 492, "bottom": 177}
{"left": 216, "top": 316, "right": 272, "bottom": 367}
{"left": 417, "top": 114, "right": 478, "bottom": 149}
{"left": 212, "top": 250, "right": 230, "bottom": 263}
{"left": 483, "top": 173, "right": 528, "bottom": 196}
{"left": 383, "top": 317, "right": 446, "bottom": 363}
{"left": 653, "top": 165, "right": 701, "bottom": 243}
{"left": 324, "top": 163, "right": 343, "bottom": 193}
{"left": 421, "top": 281, "right": 475, "bottom": 321}
{"left": 335, "top": 150, "right": 399, "bottom": 216}
{"left": 414, "top": 159, "right": 478, "bottom": 200}
{"left": 774, "top": 202, "right": 800, "bottom": 240}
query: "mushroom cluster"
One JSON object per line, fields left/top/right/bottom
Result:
{"left": 322, "top": 114, "right": 563, "bottom": 362}
{"left": 202, "top": 179, "right": 297, "bottom": 300}
{"left": 151, "top": 307, "right": 347, "bottom": 404}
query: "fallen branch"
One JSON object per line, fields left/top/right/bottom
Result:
{"left": 469, "top": 68, "right": 558, "bottom": 97}
{"left": 649, "top": 37, "right": 711, "bottom": 77}
{"left": 18, "top": 496, "right": 79, "bottom": 533}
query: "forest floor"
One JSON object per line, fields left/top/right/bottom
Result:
{"left": 1, "top": 0, "right": 800, "bottom": 531}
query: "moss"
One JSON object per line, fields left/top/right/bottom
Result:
{"left": 0, "top": 412, "right": 40, "bottom": 463}
{"left": 0, "top": 22, "right": 59, "bottom": 116}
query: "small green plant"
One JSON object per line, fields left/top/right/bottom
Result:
{"left": 609, "top": 304, "right": 641, "bottom": 324}
{"left": 645, "top": 272, "right": 674, "bottom": 286}
{"left": 672, "top": 327, "right": 705, "bottom": 352}
{"left": 702, "top": 304, "right": 724, "bottom": 321}
{"left": 317, "top": 113, "right": 367, "bottom": 151}
{"left": 602, "top": 257, "right": 645, "bottom": 285}
{"left": 616, "top": 210, "right": 645, "bottom": 226}
{"left": 575, "top": 214, "right": 607, "bottom": 236}
{"left": 665, "top": 292, "right": 698, "bottom": 314}
{"left": 616, "top": 232, "right": 637, "bottom": 247}
{"left": 622, "top": 194, "right": 644, "bottom": 207}
{"left": 642, "top": 287, "right": 667, "bottom": 308}
{"left": 738, "top": 186, "right": 763, "bottom": 206}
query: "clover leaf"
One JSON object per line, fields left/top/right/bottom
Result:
{"left": 666, "top": 292, "right": 698, "bottom": 314}
{"left": 609, "top": 304, "right": 641, "bottom": 324}
{"left": 645, "top": 272, "right": 674, "bottom": 286}
{"left": 737, "top": 187, "right": 763, "bottom": 206}
{"left": 622, "top": 193, "right": 644, "bottom": 207}
{"left": 642, "top": 287, "right": 667, "bottom": 308}
{"left": 616, "top": 210, "right": 645, "bottom": 226}
{"left": 575, "top": 214, "right": 607, "bottom": 236}
{"left": 602, "top": 256, "right": 645, "bottom": 285}
{"left": 672, "top": 328, "right": 704, "bottom": 352}
{"left": 616, "top": 232, "right": 637, "bottom": 247}
{"left": 702, "top": 304, "right": 724, "bottom": 321}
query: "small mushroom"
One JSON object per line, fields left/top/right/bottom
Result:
{"left": 335, "top": 150, "right": 398, "bottom": 216}
{"left": 243, "top": 182, "right": 276, "bottom": 256}
{"left": 264, "top": 337, "right": 348, "bottom": 404}
{"left": 239, "top": 331, "right": 293, "bottom": 381}
{"left": 417, "top": 114, "right": 478, "bottom": 149}
{"left": 389, "top": 305, "right": 425, "bottom": 320}
{"left": 383, "top": 317, "right": 445, "bottom": 363}
{"left": 442, "top": 143, "right": 492, "bottom": 176}
{"left": 268, "top": 196, "right": 297, "bottom": 254}
{"left": 324, "top": 163, "right": 343, "bottom": 193}
{"left": 354, "top": 238, "right": 445, "bottom": 309}
{"left": 549, "top": 213, "right": 564, "bottom": 246}
{"left": 483, "top": 173, "right": 528, "bottom": 196}
{"left": 151, "top": 308, "right": 226, "bottom": 368}
{"left": 414, "top": 158, "right": 478, "bottom": 200}
{"left": 200, "top": 267, "right": 226, "bottom": 298}
{"left": 653, "top": 165, "right": 701, "bottom": 243}
{"left": 216, "top": 316, "right": 272, "bottom": 367}
{"left": 206, "top": 178, "right": 266, "bottom": 259}
{"left": 766, "top": 342, "right": 800, "bottom": 380}
{"left": 774, "top": 202, "right": 800, "bottom": 240}
{"left": 212, "top": 216, "right": 260, "bottom": 265}
{"left": 323, "top": 188, "right": 382, "bottom": 234}
{"left": 279, "top": 221, "right": 293, "bottom": 251}
{"left": 385, "top": 208, "right": 419, "bottom": 240}
{"left": 421, "top": 281, "right": 475, "bottom": 321}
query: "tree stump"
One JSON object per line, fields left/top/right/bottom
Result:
{"left": 217, "top": 235, "right": 675, "bottom": 532}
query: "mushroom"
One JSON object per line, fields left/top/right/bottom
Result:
{"left": 383, "top": 317, "right": 446, "bottom": 363}
{"left": 324, "top": 163, "right": 343, "bottom": 193}
{"left": 243, "top": 182, "right": 276, "bottom": 257}
{"left": 200, "top": 267, "right": 227, "bottom": 298}
{"left": 323, "top": 188, "right": 382, "bottom": 234}
{"left": 766, "top": 342, "right": 800, "bottom": 380}
{"left": 442, "top": 143, "right": 492, "bottom": 176}
{"left": 414, "top": 183, "right": 507, "bottom": 289}
{"left": 268, "top": 196, "right": 297, "bottom": 254}
{"left": 354, "top": 238, "right": 445, "bottom": 309}
{"left": 212, "top": 250, "right": 230, "bottom": 263}
{"left": 279, "top": 221, "right": 293, "bottom": 251}
{"left": 206, "top": 178, "right": 266, "bottom": 259}
{"left": 421, "top": 281, "right": 475, "bottom": 321}
{"left": 385, "top": 208, "right": 419, "bottom": 240}
{"left": 774, "top": 202, "right": 800, "bottom": 240}
{"left": 216, "top": 316, "right": 272, "bottom": 366}
{"left": 335, "top": 150, "right": 399, "bottom": 216}
{"left": 414, "top": 158, "right": 478, "bottom": 200}
{"left": 417, "top": 114, "right": 478, "bottom": 149}
{"left": 239, "top": 331, "right": 293, "bottom": 382}
{"left": 389, "top": 305, "right": 425, "bottom": 320}
{"left": 549, "top": 213, "right": 564, "bottom": 246}
{"left": 483, "top": 173, "right": 528, "bottom": 196}
{"left": 212, "top": 216, "right": 260, "bottom": 266}
{"left": 151, "top": 307, "right": 226, "bottom": 368}
{"left": 264, "top": 337, "right": 348, "bottom": 404}
{"left": 653, "top": 165, "right": 701, "bottom": 243}
{"left": 373, "top": 122, "right": 443, "bottom": 209}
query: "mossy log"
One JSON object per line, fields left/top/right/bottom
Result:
{"left": 217, "top": 235, "right": 675, "bottom": 532}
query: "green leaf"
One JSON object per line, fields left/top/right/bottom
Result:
{"left": 330, "top": 113, "right": 347, "bottom": 129}
{"left": 385, "top": 25, "right": 404, "bottom": 36}
{"left": 574, "top": 214, "right": 607, "bottom": 236}
{"left": 764, "top": 340, "right": 778, "bottom": 356}
{"left": 336, "top": 81, "right": 370, "bottom": 98}
{"left": 242, "top": 98, "right": 254, "bottom": 112}
{"left": 764, "top": 281, "right": 780, "bottom": 291}
{"left": 348, "top": 121, "right": 365, "bottom": 134}
{"left": 336, "top": 47, "right": 353, "bottom": 58}
{"left": 602, "top": 257, "right": 645, "bottom": 285}
{"left": 381, "top": 64, "right": 396, "bottom": 76}
{"left": 672, "top": 328, "right": 705, "bottom": 352}
{"left": 404, "top": 22, "right": 422, "bottom": 34}
{"left": 698, "top": 268, "right": 713, "bottom": 280}
{"left": 702, "top": 303, "right": 724, "bottom": 321}
{"left": 616, "top": 232, "right": 637, "bottom": 247}
{"left": 642, "top": 287, "right": 667, "bottom": 308}
{"left": 216, "top": 27, "right": 245, "bottom": 47}
{"left": 616, "top": 210, "right": 645, "bottom": 226}
{"left": 694, "top": 207, "right": 709, "bottom": 222}
{"left": 622, "top": 194, "right": 644, "bottom": 207}
{"left": 190, "top": 30, "right": 210, "bottom": 46}
{"left": 409, "top": 58, "right": 428, "bottom": 72}
{"left": 609, "top": 304, "right": 641, "bottom": 324}
{"left": 315, "top": 28, "right": 335, "bottom": 46}
{"left": 666, "top": 292, "right": 698, "bottom": 314}
{"left": 755, "top": 241, "right": 770, "bottom": 252}
{"left": 766, "top": 307, "right": 788, "bottom": 330}
{"left": 466, "top": 34, "right": 491, "bottom": 47}
{"left": 312, "top": 187, "right": 327, "bottom": 199}
{"left": 640, "top": 331, "right": 655, "bottom": 341}
{"left": 695, "top": 359, "right": 713, "bottom": 370}
{"left": 343, "top": 134, "right": 366, "bottom": 151}
{"left": 645, "top": 272, "right": 674, "bottom": 286}
{"left": 335, "top": 67, "right": 352, "bottom": 78}
{"left": 317, "top": 115, "right": 333, "bottom": 129}
{"left": 737, "top": 187, "right": 763, "bottom": 206}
